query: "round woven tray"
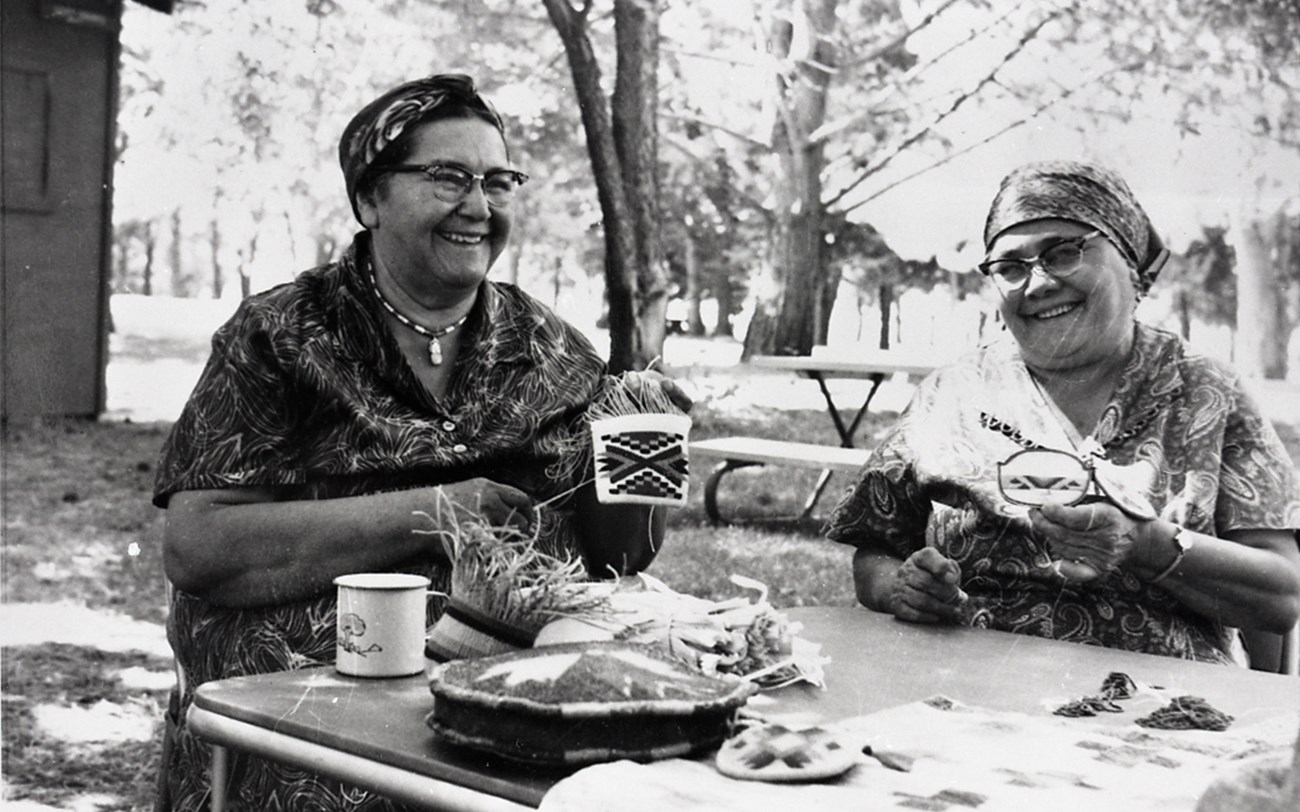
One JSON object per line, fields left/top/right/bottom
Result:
{"left": 427, "top": 641, "right": 756, "bottom": 766}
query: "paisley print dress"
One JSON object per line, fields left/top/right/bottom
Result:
{"left": 827, "top": 324, "right": 1300, "bottom": 665}
{"left": 153, "top": 233, "right": 607, "bottom": 810}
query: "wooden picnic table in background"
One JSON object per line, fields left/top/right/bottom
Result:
{"left": 692, "top": 352, "right": 938, "bottom": 522}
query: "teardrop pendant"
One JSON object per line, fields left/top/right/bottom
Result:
{"left": 428, "top": 337, "right": 443, "bottom": 366}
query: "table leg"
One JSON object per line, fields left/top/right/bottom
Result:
{"left": 703, "top": 459, "right": 762, "bottom": 524}
{"left": 811, "top": 373, "right": 885, "bottom": 448}
{"left": 801, "top": 372, "right": 885, "bottom": 517}
{"left": 210, "top": 744, "right": 228, "bottom": 812}
{"left": 800, "top": 468, "right": 835, "bottom": 519}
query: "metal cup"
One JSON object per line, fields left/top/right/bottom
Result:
{"left": 334, "top": 573, "right": 430, "bottom": 677}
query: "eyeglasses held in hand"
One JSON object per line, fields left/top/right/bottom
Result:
{"left": 996, "top": 447, "right": 1157, "bottom": 520}
{"left": 377, "top": 162, "right": 529, "bottom": 207}
{"left": 997, "top": 448, "right": 1096, "bottom": 508}
{"left": 978, "top": 230, "right": 1103, "bottom": 294}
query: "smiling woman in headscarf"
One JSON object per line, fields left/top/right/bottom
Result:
{"left": 151, "top": 74, "right": 688, "bottom": 811}
{"left": 827, "top": 160, "right": 1300, "bottom": 666}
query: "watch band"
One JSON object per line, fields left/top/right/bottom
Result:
{"left": 1150, "top": 525, "right": 1193, "bottom": 584}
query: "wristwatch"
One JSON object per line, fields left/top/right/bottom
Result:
{"left": 1150, "top": 525, "right": 1193, "bottom": 584}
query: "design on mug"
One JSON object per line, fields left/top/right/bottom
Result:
{"left": 338, "top": 612, "right": 383, "bottom": 657}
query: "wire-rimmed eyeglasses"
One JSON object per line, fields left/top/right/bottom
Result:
{"left": 376, "top": 162, "right": 529, "bottom": 207}
{"left": 978, "top": 230, "right": 1103, "bottom": 294}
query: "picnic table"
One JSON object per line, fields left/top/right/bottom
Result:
{"left": 691, "top": 352, "right": 937, "bottom": 523}
{"left": 188, "top": 605, "right": 1300, "bottom": 812}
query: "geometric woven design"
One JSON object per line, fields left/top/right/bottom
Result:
{"left": 595, "top": 429, "right": 689, "bottom": 502}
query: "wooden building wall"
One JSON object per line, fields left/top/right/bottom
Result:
{"left": 2, "top": 0, "right": 124, "bottom": 419}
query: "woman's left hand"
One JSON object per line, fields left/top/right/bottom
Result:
{"left": 1029, "top": 501, "right": 1152, "bottom": 582}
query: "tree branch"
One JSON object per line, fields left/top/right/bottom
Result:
{"left": 659, "top": 44, "right": 761, "bottom": 67}
{"left": 834, "top": 61, "right": 1131, "bottom": 217}
{"left": 838, "top": 0, "right": 965, "bottom": 71}
{"left": 813, "top": 3, "right": 1038, "bottom": 148}
{"left": 660, "top": 132, "right": 771, "bottom": 215}
{"left": 824, "top": 5, "right": 1069, "bottom": 210}
{"left": 660, "top": 111, "right": 770, "bottom": 148}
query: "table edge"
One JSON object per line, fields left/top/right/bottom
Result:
{"left": 187, "top": 706, "right": 540, "bottom": 811}
{"left": 749, "top": 355, "right": 937, "bottom": 377}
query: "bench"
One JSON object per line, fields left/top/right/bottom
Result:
{"left": 690, "top": 437, "right": 870, "bottom": 524}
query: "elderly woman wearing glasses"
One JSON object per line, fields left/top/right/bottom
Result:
{"left": 827, "top": 160, "right": 1300, "bottom": 666}
{"left": 152, "top": 75, "right": 685, "bottom": 810}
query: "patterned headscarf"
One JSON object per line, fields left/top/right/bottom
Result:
{"left": 983, "top": 161, "right": 1168, "bottom": 293}
{"left": 338, "top": 74, "right": 505, "bottom": 224}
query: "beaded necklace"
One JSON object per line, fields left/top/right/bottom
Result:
{"left": 368, "top": 267, "right": 470, "bottom": 366}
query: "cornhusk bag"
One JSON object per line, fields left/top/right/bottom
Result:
{"left": 551, "top": 370, "right": 692, "bottom": 508}
{"left": 591, "top": 412, "right": 691, "bottom": 506}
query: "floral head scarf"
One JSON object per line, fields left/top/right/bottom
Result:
{"left": 338, "top": 74, "right": 505, "bottom": 224}
{"left": 983, "top": 161, "right": 1168, "bottom": 293}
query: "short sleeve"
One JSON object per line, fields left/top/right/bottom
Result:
{"left": 1215, "top": 378, "right": 1300, "bottom": 533}
{"left": 153, "top": 304, "right": 303, "bottom": 507}
{"left": 824, "top": 425, "right": 931, "bottom": 558}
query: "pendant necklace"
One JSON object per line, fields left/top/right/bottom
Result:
{"left": 368, "top": 268, "right": 469, "bottom": 366}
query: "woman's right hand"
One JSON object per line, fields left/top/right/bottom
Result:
{"left": 437, "top": 479, "right": 535, "bottom": 534}
{"left": 887, "top": 548, "right": 966, "bottom": 624}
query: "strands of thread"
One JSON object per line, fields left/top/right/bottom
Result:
{"left": 412, "top": 491, "right": 607, "bottom": 635}
{"left": 585, "top": 372, "right": 682, "bottom": 422}
{"left": 545, "top": 369, "right": 688, "bottom": 486}
{"left": 1052, "top": 672, "right": 1138, "bottom": 718}
{"left": 1136, "top": 696, "right": 1234, "bottom": 732}
{"left": 532, "top": 475, "right": 597, "bottom": 512}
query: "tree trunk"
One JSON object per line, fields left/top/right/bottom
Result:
{"left": 169, "top": 209, "right": 183, "bottom": 296}
{"left": 210, "top": 216, "right": 223, "bottom": 300}
{"left": 816, "top": 259, "right": 841, "bottom": 345}
{"left": 714, "top": 271, "right": 735, "bottom": 338}
{"left": 553, "top": 256, "right": 563, "bottom": 309}
{"left": 742, "top": 0, "right": 839, "bottom": 357}
{"left": 681, "top": 233, "right": 706, "bottom": 336}
{"left": 315, "top": 234, "right": 336, "bottom": 269}
{"left": 878, "top": 283, "right": 892, "bottom": 350}
{"left": 613, "top": 0, "right": 668, "bottom": 366}
{"left": 239, "top": 205, "right": 265, "bottom": 299}
{"left": 1231, "top": 207, "right": 1286, "bottom": 379}
{"left": 239, "top": 240, "right": 255, "bottom": 299}
{"left": 543, "top": 0, "right": 667, "bottom": 373}
{"left": 112, "top": 231, "right": 128, "bottom": 294}
{"left": 505, "top": 206, "right": 526, "bottom": 287}
{"left": 210, "top": 188, "right": 224, "bottom": 299}
{"left": 855, "top": 287, "right": 866, "bottom": 342}
{"left": 142, "top": 223, "right": 155, "bottom": 298}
